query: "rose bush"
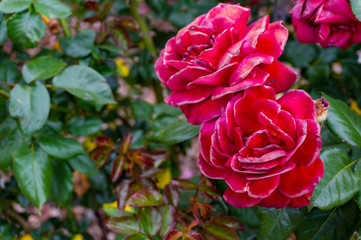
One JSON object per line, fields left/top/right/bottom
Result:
{"left": 155, "top": 3, "right": 297, "bottom": 125}
{"left": 290, "top": 0, "right": 361, "bottom": 49}
{"left": 198, "top": 85, "right": 324, "bottom": 208}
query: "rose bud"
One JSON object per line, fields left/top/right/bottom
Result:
{"left": 290, "top": 0, "right": 361, "bottom": 49}
{"left": 155, "top": 3, "right": 297, "bottom": 125}
{"left": 198, "top": 85, "right": 324, "bottom": 208}
{"left": 314, "top": 97, "right": 329, "bottom": 124}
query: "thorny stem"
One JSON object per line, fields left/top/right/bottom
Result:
{"left": 0, "top": 89, "right": 9, "bottom": 99}
{"left": 129, "top": 0, "right": 156, "bottom": 56}
{"left": 5, "top": 207, "right": 31, "bottom": 231}
{"left": 0, "top": 81, "right": 53, "bottom": 88}
{"left": 60, "top": 18, "right": 72, "bottom": 37}
{"left": 129, "top": 0, "right": 164, "bottom": 103}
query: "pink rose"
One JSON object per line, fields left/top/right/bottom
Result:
{"left": 198, "top": 85, "right": 324, "bottom": 208}
{"left": 290, "top": 0, "right": 361, "bottom": 49}
{"left": 155, "top": 3, "right": 297, "bottom": 125}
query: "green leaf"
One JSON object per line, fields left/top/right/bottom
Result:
{"left": 0, "top": 14, "right": 7, "bottom": 44}
{"left": 258, "top": 207, "right": 305, "bottom": 240}
{"left": 296, "top": 200, "right": 361, "bottom": 240}
{"left": 203, "top": 222, "right": 238, "bottom": 240}
{"left": 9, "top": 82, "right": 50, "bottom": 136}
{"left": 126, "top": 190, "right": 164, "bottom": 207}
{"left": 321, "top": 127, "right": 351, "bottom": 152}
{"left": 323, "top": 93, "right": 361, "bottom": 148}
{"left": 150, "top": 119, "right": 200, "bottom": 145}
{"left": 33, "top": 0, "right": 71, "bottom": 19}
{"left": 153, "top": 103, "right": 182, "bottom": 116}
{"left": 59, "top": 30, "right": 96, "bottom": 58}
{"left": 306, "top": 64, "right": 330, "bottom": 86}
{"left": 68, "top": 154, "right": 98, "bottom": 175}
{"left": 53, "top": 65, "right": 115, "bottom": 105}
{"left": 284, "top": 40, "right": 316, "bottom": 68}
{"left": 22, "top": 56, "right": 66, "bottom": 83}
{"left": 0, "top": 60, "right": 19, "bottom": 86}
{"left": 50, "top": 159, "right": 73, "bottom": 206}
{"left": 0, "top": 124, "right": 30, "bottom": 169}
{"left": 0, "top": 0, "right": 32, "bottom": 13}
{"left": 211, "top": 217, "right": 244, "bottom": 231}
{"left": 229, "top": 206, "right": 261, "bottom": 228}
{"left": 38, "top": 134, "right": 85, "bottom": 160}
{"left": 351, "top": 0, "right": 361, "bottom": 21}
{"left": 310, "top": 148, "right": 360, "bottom": 210}
{"left": 159, "top": 205, "right": 176, "bottom": 238}
{"left": 107, "top": 216, "right": 140, "bottom": 235}
{"left": 130, "top": 100, "right": 154, "bottom": 121}
{"left": 138, "top": 207, "right": 162, "bottom": 236}
{"left": 67, "top": 116, "right": 102, "bottom": 136}
{"left": 7, "top": 11, "right": 46, "bottom": 49}
{"left": 171, "top": 178, "right": 197, "bottom": 191}
{"left": 13, "top": 148, "right": 52, "bottom": 208}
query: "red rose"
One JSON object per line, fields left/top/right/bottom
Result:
{"left": 155, "top": 3, "right": 297, "bottom": 125}
{"left": 290, "top": 0, "right": 361, "bottom": 49}
{"left": 198, "top": 86, "right": 324, "bottom": 208}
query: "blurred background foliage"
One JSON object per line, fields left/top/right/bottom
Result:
{"left": 0, "top": 0, "right": 361, "bottom": 239}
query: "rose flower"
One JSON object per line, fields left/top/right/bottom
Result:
{"left": 155, "top": 3, "right": 297, "bottom": 125}
{"left": 290, "top": 0, "right": 361, "bottom": 49}
{"left": 198, "top": 86, "right": 324, "bottom": 208}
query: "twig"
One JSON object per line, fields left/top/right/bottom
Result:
{"left": 0, "top": 81, "right": 53, "bottom": 88}
{"left": 95, "top": 209, "right": 108, "bottom": 240}
{"left": 5, "top": 207, "right": 31, "bottom": 231}
{"left": 0, "top": 89, "right": 9, "bottom": 99}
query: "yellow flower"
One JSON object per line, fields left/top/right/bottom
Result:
{"left": 124, "top": 204, "right": 135, "bottom": 213}
{"left": 20, "top": 234, "right": 34, "bottom": 240}
{"left": 102, "top": 201, "right": 117, "bottom": 209}
{"left": 115, "top": 59, "right": 130, "bottom": 77}
{"left": 83, "top": 136, "right": 97, "bottom": 152}
{"left": 72, "top": 234, "right": 84, "bottom": 240}
{"left": 155, "top": 169, "right": 171, "bottom": 189}
{"left": 351, "top": 99, "right": 361, "bottom": 116}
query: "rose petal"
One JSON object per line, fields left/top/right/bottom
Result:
{"left": 278, "top": 157, "right": 324, "bottom": 197}
{"left": 199, "top": 120, "right": 217, "bottom": 161}
{"left": 167, "top": 66, "right": 212, "bottom": 90}
{"left": 248, "top": 175, "right": 279, "bottom": 198}
{"left": 199, "top": 28, "right": 233, "bottom": 69}
{"left": 229, "top": 54, "right": 274, "bottom": 86}
{"left": 233, "top": 86, "right": 275, "bottom": 131}
{"left": 202, "top": 3, "right": 250, "bottom": 26}
{"left": 287, "top": 191, "right": 312, "bottom": 208}
{"left": 262, "top": 60, "right": 297, "bottom": 93}
{"left": 223, "top": 187, "right": 261, "bottom": 208}
{"left": 186, "top": 63, "right": 237, "bottom": 89}
{"left": 198, "top": 154, "right": 225, "bottom": 179}
{"left": 275, "top": 110, "right": 297, "bottom": 140}
{"left": 224, "top": 167, "right": 250, "bottom": 193}
{"left": 180, "top": 95, "right": 233, "bottom": 125}
{"left": 237, "top": 150, "right": 287, "bottom": 164}
{"left": 245, "top": 160, "right": 296, "bottom": 180}
{"left": 278, "top": 89, "right": 317, "bottom": 121}
{"left": 212, "top": 67, "right": 269, "bottom": 99}
{"left": 258, "top": 189, "right": 291, "bottom": 208}
{"left": 240, "top": 159, "right": 281, "bottom": 170}
{"left": 165, "top": 86, "right": 212, "bottom": 107}
{"left": 288, "top": 119, "right": 321, "bottom": 166}
{"left": 292, "top": 17, "right": 320, "bottom": 43}
{"left": 216, "top": 116, "right": 238, "bottom": 154}
{"left": 256, "top": 21, "right": 288, "bottom": 59}
{"left": 323, "top": 0, "right": 358, "bottom": 21}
